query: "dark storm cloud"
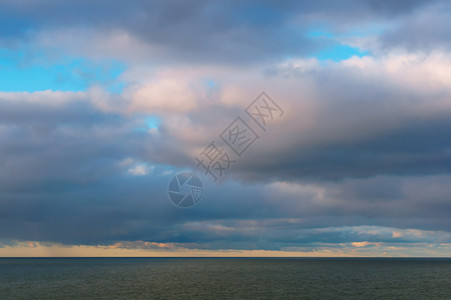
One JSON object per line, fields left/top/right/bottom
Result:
{"left": 0, "top": 92, "right": 168, "bottom": 245}
{"left": 0, "top": 92, "right": 152, "bottom": 194}
{"left": 380, "top": 1, "right": 451, "bottom": 52}
{"left": 1, "top": 162, "right": 450, "bottom": 248}
{"left": 0, "top": 0, "right": 442, "bottom": 63}
{"left": 236, "top": 116, "right": 451, "bottom": 182}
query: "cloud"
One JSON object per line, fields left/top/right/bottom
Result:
{"left": 380, "top": 1, "right": 451, "bottom": 52}
{"left": 100, "top": 53, "right": 451, "bottom": 183}
{"left": 351, "top": 241, "right": 371, "bottom": 247}
{"left": 128, "top": 163, "right": 152, "bottom": 176}
{"left": 0, "top": 0, "right": 450, "bottom": 257}
{"left": 0, "top": 0, "right": 443, "bottom": 64}
{"left": 127, "top": 79, "right": 203, "bottom": 114}
{"left": 1, "top": 52, "right": 451, "bottom": 251}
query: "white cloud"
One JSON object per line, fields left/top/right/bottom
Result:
{"left": 127, "top": 163, "right": 152, "bottom": 176}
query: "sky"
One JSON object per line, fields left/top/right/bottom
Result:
{"left": 0, "top": 0, "right": 450, "bottom": 257}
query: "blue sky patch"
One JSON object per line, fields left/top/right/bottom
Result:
{"left": 314, "top": 44, "right": 369, "bottom": 61}
{"left": 133, "top": 116, "right": 161, "bottom": 132}
{"left": 306, "top": 28, "right": 369, "bottom": 61}
{"left": 0, "top": 48, "right": 126, "bottom": 92}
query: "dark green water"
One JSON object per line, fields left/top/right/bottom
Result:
{"left": 0, "top": 258, "right": 450, "bottom": 299}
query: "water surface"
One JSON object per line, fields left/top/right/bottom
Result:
{"left": 1, "top": 258, "right": 450, "bottom": 299}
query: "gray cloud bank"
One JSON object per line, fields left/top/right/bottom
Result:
{"left": 1, "top": 0, "right": 449, "bottom": 64}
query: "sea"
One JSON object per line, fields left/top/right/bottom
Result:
{"left": 0, "top": 258, "right": 450, "bottom": 299}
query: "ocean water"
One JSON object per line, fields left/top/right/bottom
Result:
{"left": 0, "top": 258, "right": 450, "bottom": 299}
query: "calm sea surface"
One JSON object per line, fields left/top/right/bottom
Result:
{"left": 0, "top": 258, "right": 450, "bottom": 299}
